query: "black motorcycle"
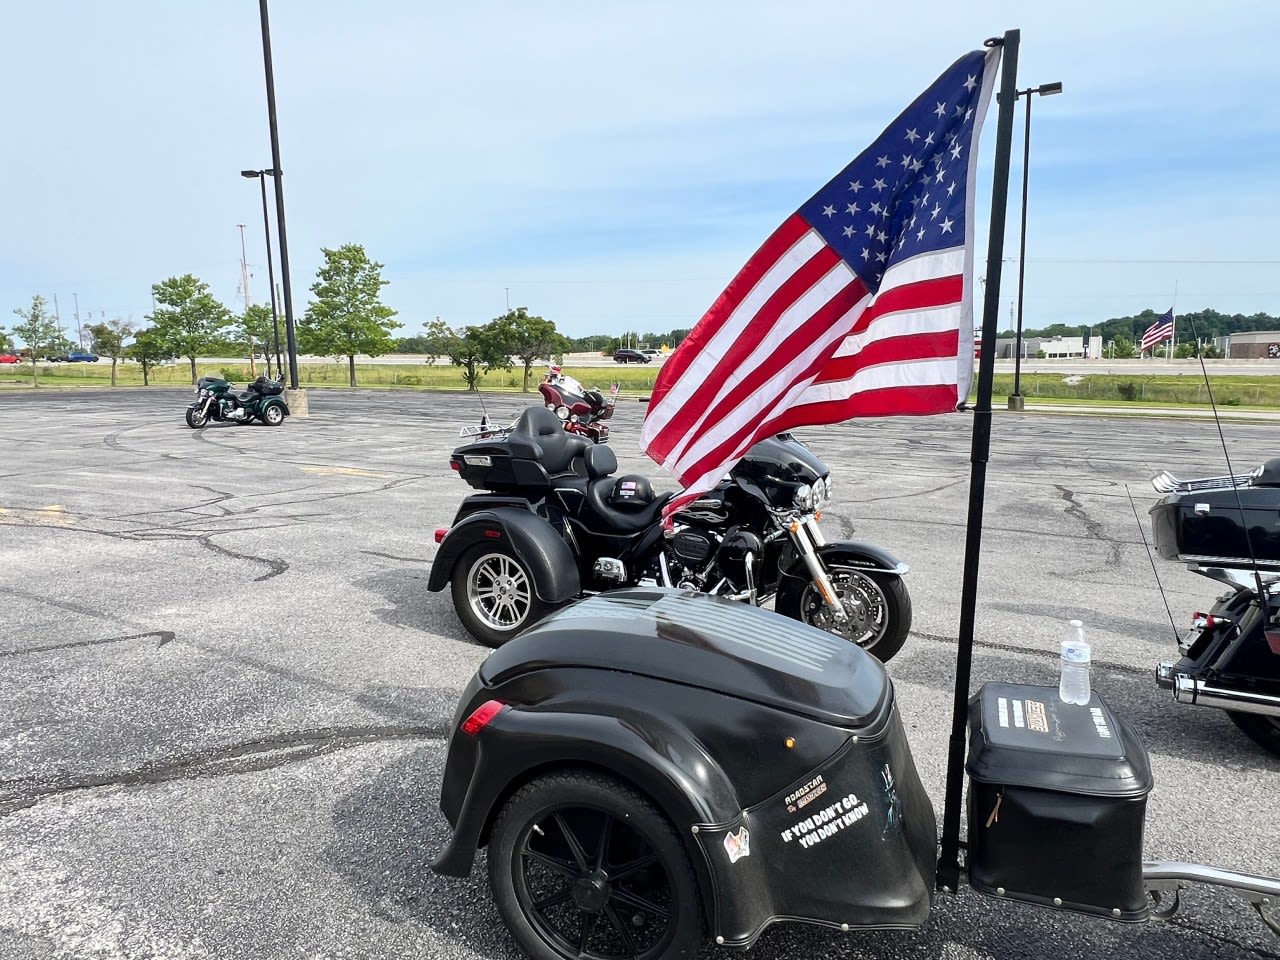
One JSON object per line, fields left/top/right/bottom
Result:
{"left": 1149, "top": 459, "right": 1280, "bottom": 756}
{"left": 428, "top": 404, "right": 911, "bottom": 659}
{"left": 186, "top": 375, "right": 289, "bottom": 429}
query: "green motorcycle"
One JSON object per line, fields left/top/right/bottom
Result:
{"left": 185, "top": 375, "right": 289, "bottom": 429}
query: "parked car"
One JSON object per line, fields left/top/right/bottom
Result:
{"left": 613, "top": 347, "right": 650, "bottom": 364}
{"left": 0, "top": 354, "right": 20, "bottom": 364}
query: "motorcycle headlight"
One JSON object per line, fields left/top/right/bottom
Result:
{"left": 793, "top": 483, "right": 815, "bottom": 512}
{"left": 555, "top": 405, "right": 570, "bottom": 420}
{"left": 822, "top": 476, "right": 834, "bottom": 503}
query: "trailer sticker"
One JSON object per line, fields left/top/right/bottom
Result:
{"left": 784, "top": 774, "right": 827, "bottom": 813}
{"left": 880, "top": 764, "right": 903, "bottom": 841}
{"left": 1024, "top": 699, "right": 1049, "bottom": 733}
{"left": 1089, "top": 706, "right": 1114, "bottom": 739}
{"left": 780, "top": 793, "right": 869, "bottom": 849}
{"left": 723, "top": 827, "right": 750, "bottom": 863}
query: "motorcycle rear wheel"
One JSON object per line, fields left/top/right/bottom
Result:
{"left": 1227, "top": 711, "right": 1280, "bottom": 757}
{"left": 261, "top": 404, "right": 286, "bottom": 426}
{"left": 776, "top": 565, "right": 911, "bottom": 663}
{"left": 185, "top": 407, "right": 207, "bottom": 429}
{"left": 452, "top": 543, "right": 550, "bottom": 648}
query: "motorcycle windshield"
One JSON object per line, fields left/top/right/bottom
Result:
{"left": 731, "top": 435, "right": 829, "bottom": 487}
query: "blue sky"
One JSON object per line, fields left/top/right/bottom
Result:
{"left": 2, "top": 1, "right": 1277, "bottom": 343}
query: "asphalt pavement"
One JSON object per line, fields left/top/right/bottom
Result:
{"left": 0, "top": 387, "right": 1276, "bottom": 960}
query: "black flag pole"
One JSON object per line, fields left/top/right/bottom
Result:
{"left": 936, "top": 27, "right": 1021, "bottom": 893}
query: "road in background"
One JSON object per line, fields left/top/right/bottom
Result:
{"left": 0, "top": 389, "right": 1276, "bottom": 960}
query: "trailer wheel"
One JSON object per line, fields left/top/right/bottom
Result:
{"left": 489, "top": 771, "right": 704, "bottom": 960}
{"left": 1227, "top": 711, "right": 1280, "bottom": 757}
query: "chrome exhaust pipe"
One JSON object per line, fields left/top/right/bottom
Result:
{"left": 1170, "top": 673, "right": 1280, "bottom": 718}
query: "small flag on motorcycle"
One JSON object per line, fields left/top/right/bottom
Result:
{"left": 610, "top": 382, "right": 620, "bottom": 397}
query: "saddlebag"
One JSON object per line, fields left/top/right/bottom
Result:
{"left": 965, "top": 682, "right": 1153, "bottom": 921}
{"left": 1150, "top": 463, "right": 1280, "bottom": 569}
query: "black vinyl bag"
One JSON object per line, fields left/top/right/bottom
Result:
{"left": 965, "top": 682, "right": 1154, "bottom": 921}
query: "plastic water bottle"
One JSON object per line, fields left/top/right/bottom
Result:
{"left": 1059, "top": 620, "right": 1092, "bottom": 705}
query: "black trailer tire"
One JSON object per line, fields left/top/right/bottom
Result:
{"left": 1227, "top": 711, "right": 1280, "bottom": 757}
{"left": 451, "top": 542, "right": 549, "bottom": 647}
{"left": 488, "top": 771, "right": 704, "bottom": 960}
{"left": 185, "top": 407, "right": 207, "bottom": 429}
{"left": 775, "top": 565, "right": 911, "bottom": 663}
{"left": 261, "top": 404, "right": 286, "bottom": 426}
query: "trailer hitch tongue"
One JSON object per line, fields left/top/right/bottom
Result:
{"left": 1143, "top": 861, "right": 1280, "bottom": 936}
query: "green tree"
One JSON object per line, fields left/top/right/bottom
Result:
{"left": 1110, "top": 335, "right": 1136, "bottom": 359}
{"left": 299, "top": 243, "right": 400, "bottom": 386}
{"left": 490, "top": 308, "right": 570, "bottom": 391}
{"left": 449, "top": 324, "right": 509, "bottom": 391}
{"left": 126, "top": 327, "right": 170, "bottom": 386}
{"left": 86, "top": 319, "right": 134, "bottom": 386}
{"left": 240, "top": 304, "right": 280, "bottom": 379}
{"left": 11, "top": 295, "right": 62, "bottom": 386}
{"left": 148, "top": 275, "right": 233, "bottom": 384}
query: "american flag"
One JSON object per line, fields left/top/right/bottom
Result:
{"left": 642, "top": 48, "right": 1000, "bottom": 515}
{"left": 1140, "top": 310, "right": 1175, "bottom": 352}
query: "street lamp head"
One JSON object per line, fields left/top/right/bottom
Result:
{"left": 1038, "top": 81, "right": 1064, "bottom": 97}
{"left": 241, "top": 170, "right": 261, "bottom": 179}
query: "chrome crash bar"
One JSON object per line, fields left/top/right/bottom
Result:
{"left": 1144, "top": 861, "right": 1280, "bottom": 936}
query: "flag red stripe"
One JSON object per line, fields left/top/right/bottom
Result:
{"left": 649, "top": 214, "right": 812, "bottom": 411}
{"left": 815, "top": 330, "right": 960, "bottom": 382}
{"left": 645, "top": 241, "right": 845, "bottom": 466}
{"left": 652, "top": 268, "right": 865, "bottom": 471}
{"left": 764, "top": 384, "right": 961, "bottom": 431}
{"left": 661, "top": 293, "right": 870, "bottom": 490}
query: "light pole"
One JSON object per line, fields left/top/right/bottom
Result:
{"left": 256, "top": 0, "right": 300, "bottom": 391}
{"left": 1008, "top": 80, "right": 1063, "bottom": 411}
{"left": 241, "top": 169, "right": 284, "bottom": 379}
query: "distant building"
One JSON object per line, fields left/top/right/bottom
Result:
{"left": 1226, "top": 331, "right": 1280, "bottom": 359}
{"left": 991, "top": 334, "right": 1101, "bottom": 359}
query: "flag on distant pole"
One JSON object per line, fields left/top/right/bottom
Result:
{"left": 641, "top": 48, "right": 1000, "bottom": 517}
{"left": 1140, "top": 309, "right": 1175, "bottom": 355}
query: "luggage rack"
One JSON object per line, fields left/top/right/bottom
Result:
{"left": 1150, "top": 469, "right": 1257, "bottom": 494}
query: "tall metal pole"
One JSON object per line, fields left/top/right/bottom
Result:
{"left": 258, "top": 0, "right": 299, "bottom": 389}
{"left": 257, "top": 173, "right": 284, "bottom": 379}
{"left": 937, "top": 28, "right": 1020, "bottom": 894}
{"left": 1010, "top": 90, "right": 1032, "bottom": 404}
{"left": 73, "top": 292, "right": 83, "bottom": 350}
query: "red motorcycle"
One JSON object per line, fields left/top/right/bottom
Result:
{"left": 537, "top": 368, "right": 614, "bottom": 443}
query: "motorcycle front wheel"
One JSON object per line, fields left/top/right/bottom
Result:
{"left": 451, "top": 543, "right": 550, "bottom": 648}
{"left": 775, "top": 565, "right": 911, "bottom": 663}
{"left": 185, "top": 407, "right": 207, "bottom": 429}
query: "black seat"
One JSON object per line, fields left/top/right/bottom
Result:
{"left": 582, "top": 480, "right": 674, "bottom": 533}
{"left": 507, "top": 405, "right": 590, "bottom": 476}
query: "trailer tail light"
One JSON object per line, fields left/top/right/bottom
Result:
{"left": 461, "top": 700, "right": 505, "bottom": 736}
{"left": 434, "top": 528, "right": 450, "bottom": 543}
{"left": 450, "top": 460, "right": 461, "bottom": 471}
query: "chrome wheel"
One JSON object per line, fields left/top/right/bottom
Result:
{"left": 778, "top": 563, "right": 911, "bottom": 662}
{"left": 468, "top": 552, "right": 533, "bottom": 630}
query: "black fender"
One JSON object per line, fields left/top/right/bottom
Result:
{"left": 430, "top": 706, "right": 738, "bottom": 925}
{"left": 261, "top": 397, "right": 289, "bottom": 415}
{"left": 427, "top": 507, "right": 581, "bottom": 602}
{"left": 779, "top": 539, "right": 909, "bottom": 583}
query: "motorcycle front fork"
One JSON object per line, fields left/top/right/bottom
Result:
{"left": 788, "top": 517, "right": 847, "bottom": 622}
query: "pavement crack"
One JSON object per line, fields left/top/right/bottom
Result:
{"left": 1055, "top": 483, "right": 1123, "bottom": 566}
{"left": 361, "top": 549, "right": 431, "bottom": 564}
{"left": 1, "top": 630, "right": 174, "bottom": 658}
{"left": 910, "top": 630, "right": 1150, "bottom": 676}
{"left": 0, "top": 723, "right": 449, "bottom": 816}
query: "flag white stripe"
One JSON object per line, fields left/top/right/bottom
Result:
{"left": 641, "top": 229, "right": 827, "bottom": 442}
{"left": 666, "top": 290, "right": 870, "bottom": 475}
{"left": 661, "top": 259, "right": 860, "bottom": 468}
{"left": 831, "top": 300, "right": 965, "bottom": 358}
{"left": 795, "top": 357, "right": 963, "bottom": 404}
